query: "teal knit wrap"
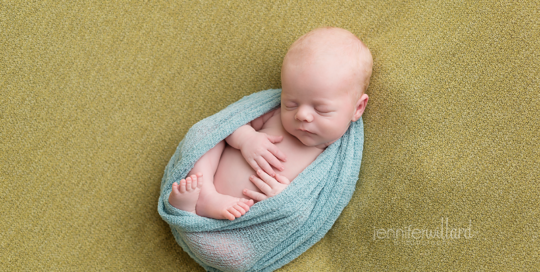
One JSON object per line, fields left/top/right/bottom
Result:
{"left": 158, "top": 89, "right": 364, "bottom": 272}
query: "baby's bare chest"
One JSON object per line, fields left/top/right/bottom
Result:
{"left": 213, "top": 113, "right": 323, "bottom": 198}
{"left": 260, "top": 112, "right": 323, "bottom": 171}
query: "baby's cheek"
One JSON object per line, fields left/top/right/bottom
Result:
{"left": 281, "top": 115, "right": 295, "bottom": 131}
{"left": 325, "top": 120, "right": 347, "bottom": 139}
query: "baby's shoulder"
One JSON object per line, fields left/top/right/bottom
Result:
{"left": 250, "top": 107, "right": 280, "bottom": 131}
{"left": 261, "top": 108, "right": 282, "bottom": 128}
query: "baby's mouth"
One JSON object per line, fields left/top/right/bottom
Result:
{"left": 298, "top": 128, "right": 314, "bottom": 134}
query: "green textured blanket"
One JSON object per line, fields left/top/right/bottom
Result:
{"left": 4, "top": 2, "right": 539, "bottom": 271}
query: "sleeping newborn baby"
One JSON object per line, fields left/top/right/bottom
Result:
{"left": 169, "top": 27, "right": 372, "bottom": 220}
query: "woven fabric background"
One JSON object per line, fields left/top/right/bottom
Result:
{"left": 2, "top": 1, "right": 539, "bottom": 271}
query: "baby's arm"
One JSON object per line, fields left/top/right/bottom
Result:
{"left": 225, "top": 108, "right": 286, "bottom": 176}
{"left": 249, "top": 108, "right": 277, "bottom": 131}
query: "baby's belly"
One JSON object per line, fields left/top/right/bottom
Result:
{"left": 213, "top": 129, "right": 323, "bottom": 199}
{"left": 213, "top": 146, "right": 259, "bottom": 199}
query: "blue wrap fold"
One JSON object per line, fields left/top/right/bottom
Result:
{"left": 158, "top": 89, "right": 364, "bottom": 272}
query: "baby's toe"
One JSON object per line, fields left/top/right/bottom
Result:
{"left": 195, "top": 174, "right": 203, "bottom": 188}
{"left": 237, "top": 202, "right": 250, "bottom": 212}
{"left": 223, "top": 210, "right": 236, "bottom": 221}
{"left": 179, "top": 179, "right": 187, "bottom": 193}
{"left": 227, "top": 206, "right": 241, "bottom": 218}
{"left": 189, "top": 175, "right": 198, "bottom": 189}
{"left": 234, "top": 204, "right": 246, "bottom": 215}
{"left": 240, "top": 198, "right": 254, "bottom": 207}
{"left": 185, "top": 177, "right": 192, "bottom": 191}
{"left": 171, "top": 182, "right": 179, "bottom": 194}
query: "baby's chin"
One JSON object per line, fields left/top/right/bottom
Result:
{"left": 315, "top": 139, "right": 339, "bottom": 149}
{"left": 295, "top": 134, "right": 338, "bottom": 149}
{"left": 284, "top": 126, "right": 339, "bottom": 149}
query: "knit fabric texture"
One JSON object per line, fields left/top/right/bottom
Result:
{"left": 158, "top": 89, "right": 364, "bottom": 271}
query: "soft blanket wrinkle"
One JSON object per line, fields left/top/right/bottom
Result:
{"left": 158, "top": 89, "right": 364, "bottom": 272}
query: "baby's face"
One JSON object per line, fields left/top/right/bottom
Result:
{"left": 280, "top": 54, "right": 360, "bottom": 148}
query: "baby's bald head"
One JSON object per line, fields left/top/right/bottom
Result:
{"left": 282, "top": 27, "right": 373, "bottom": 97}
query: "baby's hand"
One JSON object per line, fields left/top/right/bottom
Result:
{"left": 240, "top": 132, "right": 287, "bottom": 176}
{"left": 243, "top": 169, "right": 291, "bottom": 202}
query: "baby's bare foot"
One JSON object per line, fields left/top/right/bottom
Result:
{"left": 197, "top": 192, "right": 254, "bottom": 221}
{"left": 168, "top": 173, "right": 203, "bottom": 213}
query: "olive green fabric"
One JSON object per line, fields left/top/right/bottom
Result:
{"left": 2, "top": 1, "right": 538, "bottom": 271}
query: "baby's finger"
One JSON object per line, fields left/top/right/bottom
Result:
{"left": 243, "top": 189, "right": 268, "bottom": 202}
{"left": 266, "top": 134, "right": 284, "bottom": 144}
{"left": 262, "top": 152, "right": 284, "bottom": 172}
{"left": 268, "top": 144, "right": 287, "bottom": 162}
{"left": 247, "top": 159, "right": 261, "bottom": 173}
{"left": 275, "top": 173, "right": 291, "bottom": 185}
{"left": 254, "top": 156, "right": 275, "bottom": 177}
{"left": 249, "top": 174, "right": 272, "bottom": 194}
{"left": 256, "top": 169, "right": 279, "bottom": 187}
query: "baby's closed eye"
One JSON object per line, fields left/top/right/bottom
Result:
{"left": 283, "top": 102, "right": 297, "bottom": 110}
{"left": 315, "top": 107, "right": 334, "bottom": 114}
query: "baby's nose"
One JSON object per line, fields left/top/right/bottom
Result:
{"left": 295, "top": 106, "right": 314, "bottom": 122}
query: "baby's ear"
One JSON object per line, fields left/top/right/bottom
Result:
{"left": 352, "top": 94, "right": 369, "bottom": 121}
